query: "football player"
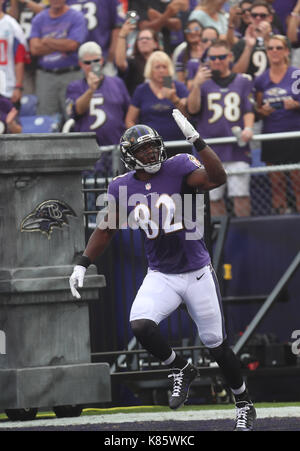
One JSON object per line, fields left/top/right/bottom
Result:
{"left": 69, "top": 110, "right": 256, "bottom": 431}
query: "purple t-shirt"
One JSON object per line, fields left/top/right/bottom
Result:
{"left": 66, "top": 75, "right": 130, "bottom": 145}
{"left": 0, "top": 95, "right": 14, "bottom": 134}
{"left": 273, "top": 0, "right": 297, "bottom": 33}
{"left": 254, "top": 66, "right": 300, "bottom": 134}
{"left": 66, "top": 0, "right": 123, "bottom": 58}
{"left": 131, "top": 80, "right": 189, "bottom": 141}
{"left": 195, "top": 73, "right": 254, "bottom": 162}
{"left": 30, "top": 8, "right": 87, "bottom": 70}
{"left": 108, "top": 153, "right": 210, "bottom": 274}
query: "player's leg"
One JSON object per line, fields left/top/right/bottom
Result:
{"left": 130, "top": 270, "right": 198, "bottom": 409}
{"left": 185, "top": 264, "right": 256, "bottom": 430}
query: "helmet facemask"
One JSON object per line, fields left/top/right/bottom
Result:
{"left": 120, "top": 127, "right": 167, "bottom": 173}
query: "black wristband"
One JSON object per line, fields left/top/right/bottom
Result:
{"left": 77, "top": 255, "right": 91, "bottom": 268}
{"left": 193, "top": 137, "right": 207, "bottom": 152}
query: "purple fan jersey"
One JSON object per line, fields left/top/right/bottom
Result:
{"left": 131, "top": 81, "right": 189, "bottom": 141}
{"left": 30, "top": 8, "right": 87, "bottom": 70}
{"left": 66, "top": 0, "right": 123, "bottom": 58}
{"left": 254, "top": 66, "right": 300, "bottom": 134}
{"left": 108, "top": 153, "right": 211, "bottom": 274}
{"left": 0, "top": 95, "right": 14, "bottom": 134}
{"left": 66, "top": 75, "right": 130, "bottom": 145}
{"left": 195, "top": 73, "right": 254, "bottom": 162}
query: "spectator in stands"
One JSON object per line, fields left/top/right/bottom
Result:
{"left": 168, "top": 0, "right": 200, "bottom": 53}
{"left": 125, "top": 50, "right": 189, "bottom": 151}
{"left": 0, "top": 0, "right": 28, "bottom": 107}
{"left": 267, "top": 0, "right": 296, "bottom": 34}
{"left": 0, "top": 94, "right": 22, "bottom": 133}
{"left": 7, "top": 0, "right": 46, "bottom": 95}
{"left": 188, "top": 0, "right": 228, "bottom": 39}
{"left": 286, "top": 0, "right": 300, "bottom": 66}
{"left": 187, "top": 40, "right": 255, "bottom": 217}
{"left": 232, "top": 1, "right": 275, "bottom": 78}
{"left": 254, "top": 34, "right": 300, "bottom": 213}
{"left": 66, "top": 0, "right": 123, "bottom": 75}
{"left": 29, "top": 0, "right": 87, "bottom": 119}
{"left": 8, "top": 0, "right": 45, "bottom": 26}
{"left": 287, "top": 0, "right": 300, "bottom": 45}
{"left": 115, "top": 20, "right": 160, "bottom": 95}
{"left": 128, "top": 0, "right": 184, "bottom": 55}
{"left": 226, "top": 0, "right": 253, "bottom": 48}
{"left": 175, "top": 20, "right": 204, "bottom": 85}
{"left": 186, "top": 26, "right": 220, "bottom": 89}
{"left": 65, "top": 42, "right": 130, "bottom": 175}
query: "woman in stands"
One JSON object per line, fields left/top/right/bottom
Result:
{"left": 254, "top": 35, "right": 300, "bottom": 213}
{"left": 115, "top": 19, "right": 160, "bottom": 96}
{"left": 125, "top": 50, "right": 189, "bottom": 154}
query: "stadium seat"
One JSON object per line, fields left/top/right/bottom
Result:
{"left": 19, "top": 114, "right": 61, "bottom": 133}
{"left": 20, "top": 95, "right": 38, "bottom": 117}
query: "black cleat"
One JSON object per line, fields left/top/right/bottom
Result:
{"left": 168, "top": 363, "right": 198, "bottom": 410}
{"left": 234, "top": 401, "right": 257, "bottom": 431}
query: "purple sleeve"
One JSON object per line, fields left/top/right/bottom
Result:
{"left": 131, "top": 84, "right": 144, "bottom": 109}
{"left": 170, "top": 153, "right": 202, "bottom": 177}
{"left": 174, "top": 80, "right": 189, "bottom": 99}
{"left": 254, "top": 72, "right": 265, "bottom": 92}
{"left": 65, "top": 81, "right": 84, "bottom": 118}
{"left": 66, "top": 10, "right": 87, "bottom": 43}
{"left": 29, "top": 11, "right": 44, "bottom": 39}
{"left": 241, "top": 76, "right": 255, "bottom": 113}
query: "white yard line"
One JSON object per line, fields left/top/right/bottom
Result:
{"left": 0, "top": 406, "right": 299, "bottom": 429}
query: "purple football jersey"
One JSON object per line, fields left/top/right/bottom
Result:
{"left": 107, "top": 153, "right": 211, "bottom": 274}
{"left": 30, "top": 8, "right": 87, "bottom": 70}
{"left": 131, "top": 81, "right": 189, "bottom": 141}
{"left": 254, "top": 66, "right": 300, "bottom": 134}
{"left": 66, "top": 75, "right": 130, "bottom": 145}
{"left": 195, "top": 73, "right": 254, "bottom": 162}
{"left": 66, "top": 0, "right": 123, "bottom": 58}
{"left": 0, "top": 95, "right": 14, "bottom": 134}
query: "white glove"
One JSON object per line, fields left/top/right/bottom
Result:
{"left": 172, "top": 109, "right": 199, "bottom": 143}
{"left": 69, "top": 265, "right": 86, "bottom": 299}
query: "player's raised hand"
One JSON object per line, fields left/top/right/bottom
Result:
{"left": 69, "top": 265, "right": 86, "bottom": 299}
{"left": 172, "top": 109, "right": 199, "bottom": 143}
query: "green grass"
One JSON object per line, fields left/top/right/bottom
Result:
{"left": 1, "top": 402, "right": 299, "bottom": 421}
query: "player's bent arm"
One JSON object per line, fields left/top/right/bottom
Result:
{"left": 82, "top": 226, "right": 116, "bottom": 263}
{"left": 186, "top": 141, "right": 227, "bottom": 191}
{"left": 172, "top": 109, "right": 226, "bottom": 190}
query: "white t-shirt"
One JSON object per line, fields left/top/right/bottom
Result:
{"left": 0, "top": 14, "right": 27, "bottom": 97}
{"left": 188, "top": 9, "right": 228, "bottom": 36}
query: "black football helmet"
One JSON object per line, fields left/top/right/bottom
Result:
{"left": 120, "top": 125, "right": 167, "bottom": 173}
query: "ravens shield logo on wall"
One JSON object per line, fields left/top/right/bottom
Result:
{"left": 21, "top": 200, "right": 77, "bottom": 239}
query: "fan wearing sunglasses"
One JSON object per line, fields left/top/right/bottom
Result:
{"left": 232, "top": 1, "right": 279, "bottom": 77}
{"left": 175, "top": 20, "right": 205, "bottom": 86}
{"left": 254, "top": 35, "right": 300, "bottom": 214}
{"left": 188, "top": 40, "right": 255, "bottom": 217}
{"left": 65, "top": 41, "right": 130, "bottom": 174}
